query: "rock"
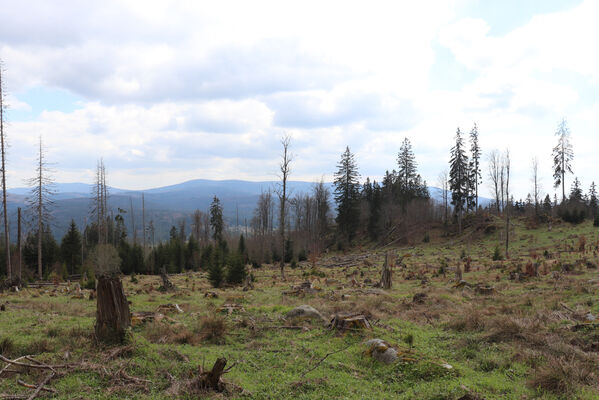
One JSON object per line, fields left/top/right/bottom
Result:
{"left": 364, "top": 339, "right": 398, "bottom": 364}
{"left": 286, "top": 305, "right": 327, "bottom": 325}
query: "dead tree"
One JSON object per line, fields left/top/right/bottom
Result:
{"left": 380, "top": 252, "right": 392, "bottom": 289}
{"left": 275, "top": 135, "right": 292, "bottom": 280}
{"left": 0, "top": 64, "right": 11, "bottom": 282}
{"left": 26, "top": 136, "right": 55, "bottom": 279}
{"left": 93, "top": 244, "right": 130, "bottom": 344}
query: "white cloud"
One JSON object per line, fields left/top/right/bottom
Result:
{"left": 0, "top": 0, "right": 597, "bottom": 202}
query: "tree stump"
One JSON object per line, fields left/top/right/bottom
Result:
{"left": 380, "top": 252, "right": 392, "bottom": 289}
{"left": 159, "top": 267, "right": 176, "bottom": 292}
{"left": 195, "top": 357, "right": 227, "bottom": 392}
{"left": 95, "top": 275, "right": 131, "bottom": 344}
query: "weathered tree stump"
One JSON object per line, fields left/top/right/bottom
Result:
{"left": 380, "top": 252, "right": 392, "bottom": 289}
{"left": 159, "top": 267, "right": 176, "bottom": 292}
{"left": 329, "top": 313, "right": 372, "bottom": 331}
{"left": 195, "top": 357, "right": 227, "bottom": 392}
{"left": 95, "top": 275, "right": 131, "bottom": 344}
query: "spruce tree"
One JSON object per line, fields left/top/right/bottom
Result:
{"left": 334, "top": 146, "right": 361, "bottom": 242}
{"left": 61, "top": 219, "right": 82, "bottom": 275}
{"left": 226, "top": 252, "right": 246, "bottom": 285}
{"left": 570, "top": 177, "right": 583, "bottom": 203}
{"left": 449, "top": 128, "right": 469, "bottom": 233}
{"left": 209, "top": 196, "right": 224, "bottom": 243}
{"left": 589, "top": 182, "right": 598, "bottom": 217}
{"left": 552, "top": 118, "right": 573, "bottom": 203}
{"left": 397, "top": 138, "right": 416, "bottom": 198}
{"left": 468, "top": 123, "right": 482, "bottom": 210}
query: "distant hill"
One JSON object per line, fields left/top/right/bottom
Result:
{"left": 7, "top": 179, "right": 491, "bottom": 242}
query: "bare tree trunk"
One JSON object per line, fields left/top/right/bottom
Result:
{"left": 0, "top": 67, "right": 10, "bottom": 281}
{"left": 17, "top": 207, "right": 21, "bottom": 282}
{"left": 504, "top": 151, "right": 511, "bottom": 258}
{"left": 95, "top": 275, "right": 131, "bottom": 344}
{"left": 37, "top": 140, "right": 43, "bottom": 278}
{"left": 380, "top": 252, "right": 392, "bottom": 289}
{"left": 277, "top": 135, "right": 292, "bottom": 280}
{"left": 129, "top": 197, "right": 136, "bottom": 245}
{"left": 142, "top": 193, "right": 146, "bottom": 252}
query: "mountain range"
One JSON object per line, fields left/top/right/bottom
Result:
{"left": 6, "top": 179, "right": 491, "bottom": 242}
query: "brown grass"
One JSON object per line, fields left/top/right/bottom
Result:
{"left": 194, "top": 314, "right": 228, "bottom": 344}
{"left": 529, "top": 356, "right": 596, "bottom": 395}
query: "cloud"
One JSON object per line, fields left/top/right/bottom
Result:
{"left": 0, "top": 0, "right": 598, "bottom": 202}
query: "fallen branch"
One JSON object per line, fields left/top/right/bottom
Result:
{"left": 17, "top": 380, "right": 57, "bottom": 393}
{"left": 27, "top": 372, "right": 55, "bottom": 400}
{"left": 0, "top": 355, "right": 75, "bottom": 370}
{"left": 300, "top": 343, "right": 354, "bottom": 378}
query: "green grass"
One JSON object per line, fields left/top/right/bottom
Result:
{"left": 2, "top": 217, "right": 599, "bottom": 398}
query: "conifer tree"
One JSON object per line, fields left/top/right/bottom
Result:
{"left": 468, "top": 123, "right": 482, "bottom": 210}
{"left": 397, "top": 138, "right": 416, "bottom": 196}
{"left": 449, "top": 128, "right": 469, "bottom": 233}
{"left": 589, "top": 182, "right": 598, "bottom": 217}
{"left": 61, "top": 219, "right": 82, "bottom": 275}
{"left": 209, "top": 196, "right": 224, "bottom": 244}
{"left": 334, "top": 146, "right": 361, "bottom": 242}
{"left": 552, "top": 118, "right": 573, "bottom": 203}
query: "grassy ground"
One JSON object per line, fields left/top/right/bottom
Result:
{"left": 2, "top": 216, "right": 599, "bottom": 399}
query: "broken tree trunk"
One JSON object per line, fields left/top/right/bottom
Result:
{"left": 159, "top": 267, "right": 176, "bottom": 292}
{"left": 380, "top": 252, "right": 392, "bottom": 290}
{"left": 95, "top": 275, "right": 131, "bottom": 344}
{"left": 195, "top": 357, "right": 227, "bottom": 392}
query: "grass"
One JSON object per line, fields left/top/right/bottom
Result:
{"left": 2, "top": 217, "right": 599, "bottom": 398}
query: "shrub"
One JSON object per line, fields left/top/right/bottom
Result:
{"left": 195, "top": 314, "right": 228, "bottom": 344}
{"left": 594, "top": 215, "right": 599, "bottom": 227}
{"left": 297, "top": 248, "right": 307, "bottom": 262}
{"left": 423, "top": 232, "right": 430, "bottom": 243}
{"left": 0, "top": 337, "right": 14, "bottom": 356}
{"left": 226, "top": 253, "right": 246, "bottom": 285}
{"left": 492, "top": 245, "right": 503, "bottom": 261}
{"left": 208, "top": 262, "right": 224, "bottom": 288}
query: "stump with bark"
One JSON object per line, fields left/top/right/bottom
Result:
{"left": 194, "top": 358, "right": 227, "bottom": 392}
{"left": 95, "top": 275, "right": 131, "bottom": 344}
{"left": 159, "top": 267, "right": 176, "bottom": 292}
{"left": 380, "top": 252, "right": 392, "bottom": 290}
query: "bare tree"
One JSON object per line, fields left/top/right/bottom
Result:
{"left": 91, "top": 159, "right": 109, "bottom": 244}
{"left": 0, "top": 62, "right": 10, "bottom": 281}
{"left": 488, "top": 150, "right": 502, "bottom": 214}
{"left": 129, "top": 197, "right": 136, "bottom": 245}
{"left": 141, "top": 192, "right": 146, "bottom": 251}
{"left": 437, "top": 170, "right": 449, "bottom": 224}
{"left": 26, "top": 136, "right": 55, "bottom": 278}
{"left": 531, "top": 157, "right": 542, "bottom": 218}
{"left": 504, "top": 151, "right": 511, "bottom": 258}
{"left": 275, "top": 134, "right": 292, "bottom": 279}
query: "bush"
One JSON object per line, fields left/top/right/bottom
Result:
{"left": 594, "top": 215, "right": 599, "bottom": 227}
{"left": 290, "top": 259, "right": 298, "bottom": 269}
{"left": 208, "top": 263, "right": 224, "bottom": 288}
{"left": 297, "top": 248, "right": 307, "bottom": 262}
{"left": 423, "top": 232, "right": 430, "bottom": 243}
{"left": 226, "top": 253, "right": 246, "bottom": 285}
{"left": 492, "top": 245, "right": 503, "bottom": 261}
{"left": 195, "top": 314, "right": 228, "bottom": 344}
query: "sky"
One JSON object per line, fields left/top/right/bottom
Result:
{"left": 1, "top": 0, "right": 597, "bottom": 200}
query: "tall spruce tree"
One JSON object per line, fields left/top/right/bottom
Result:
{"left": 468, "top": 123, "right": 482, "bottom": 211}
{"left": 334, "top": 146, "right": 361, "bottom": 242}
{"left": 397, "top": 138, "right": 416, "bottom": 196}
{"left": 449, "top": 128, "right": 469, "bottom": 233}
{"left": 552, "top": 118, "right": 573, "bottom": 203}
{"left": 209, "top": 196, "right": 224, "bottom": 244}
{"left": 589, "top": 182, "right": 598, "bottom": 217}
{"left": 61, "top": 220, "right": 82, "bottom": 275}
